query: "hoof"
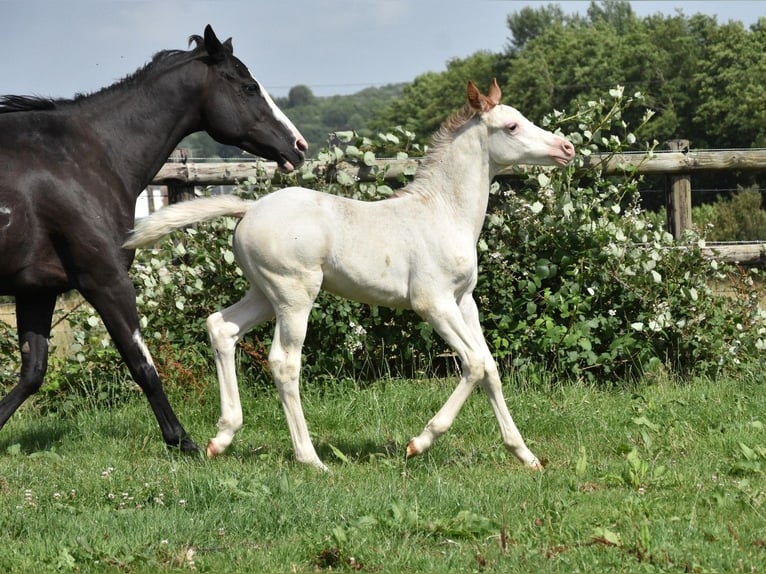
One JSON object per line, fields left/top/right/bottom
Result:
{"left": 206, "top": 441, "right": 220, "bottom": 459}
{"left": 180, "top": 437, "right": 200, "bottom": 453}
{"left": 167, "top": 437, "right": 199, "bottom": 453}
{"left": 405, "top": 440, "right": 419, "bottom": 459}
{"left": 527, "top": 457, "right": 544, "bottom": 471}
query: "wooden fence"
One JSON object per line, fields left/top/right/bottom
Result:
{"left": 151, "top": 145, "right": 766, "bottom": 263}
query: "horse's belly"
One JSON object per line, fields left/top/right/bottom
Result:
{"left": 322, "top": 265, "right": 411, "bottom": 309}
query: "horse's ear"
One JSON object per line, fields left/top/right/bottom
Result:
{"left": 467, "top": 81, "right": 483, "bottom": 111}
{"left": 487, "top": 78, "right": 502, "bottom": 106}
{"left": 203, "top": 25, "right": 228, "bottom": 62}
{"left": 466, "top": 80, "right": 496, "bottom": 113}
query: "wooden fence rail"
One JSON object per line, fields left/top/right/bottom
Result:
{"left": 152, "top": 148, "right": 766, "bottom": 186}
{"left": 150, "top": 146, "right": 766, "bottom": 263}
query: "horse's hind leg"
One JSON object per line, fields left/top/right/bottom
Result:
{"left": 0, "top": 294, "right": 55, "bottom": 431}
{"left": 206, "top": 288, "right": 274, "bottom": 457}
{"left": 81, "top": 274, "right": 197, "bottom": 452}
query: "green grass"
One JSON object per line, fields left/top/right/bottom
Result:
{"left": 1, "top": 373, "right": 765, "bottom": 573}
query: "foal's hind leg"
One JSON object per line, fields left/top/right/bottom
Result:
{"left": 0, "top": 294, "right": 55, "bottom": 431}
{"left": 206, "top": 288, "right": 274, "bottom": 458}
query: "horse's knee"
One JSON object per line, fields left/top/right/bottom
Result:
{"left": 460, "top": 352, "right": 487, "bottom": 383}
{"left": 207, "top": 312, "right": 238, "bottom": 354}
{"left": 18, "top": 336, "right": 49, "bottom": 394}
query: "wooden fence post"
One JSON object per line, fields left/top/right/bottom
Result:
{"left": 167, "top": 148, "right": 195, "bottom": 205}
{"left": 665, "top": 139, "right": 692, "bottom": 239}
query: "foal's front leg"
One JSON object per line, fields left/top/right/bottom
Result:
{"left": 406, "top": 298, "right": 484, "bottom": 457}
{"left": 269, "top": 306, "right": 327, "bottom": 471}
{"left": 458, "top": 296, "right": 541, "bottom": 469}
{"left": 407, "top": 295, "right": 541, "bottom": 469}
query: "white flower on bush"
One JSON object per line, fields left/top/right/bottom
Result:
{"left": 344, "top": 321, "right": 367, "bottom": 353}
{"left": 529, "top": 201, "right": 544, "bottom": 214}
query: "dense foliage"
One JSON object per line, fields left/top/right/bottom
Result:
{"left": 2, "top": 1, "right": 765, "bottom": 400}
{"left": 4, "top": 86, "right": 765, "bottom": 403}
{"left": 373, "top": 1, "right": 766, "bottom": 153}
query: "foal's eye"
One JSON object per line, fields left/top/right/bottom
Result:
{"left": 243, "top": 83, "right": 261, "bottom": 96}
{"left": 507, "top": 123, "right": 519, "bottom": 133}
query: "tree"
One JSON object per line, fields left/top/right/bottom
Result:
{"left": 287, "top": 84, "right": 316, "bottom": 108}
{"left": 370, "top": 52, "right": 503, "bottom": 141}
{"left": 692, "top": 18, "right": 766, "bottom": 148}
{"left": 505, "top": 3, "right": 569, "bottom": 52}
{"left": 373, "top": 1, "right": 765, "bottom": 155}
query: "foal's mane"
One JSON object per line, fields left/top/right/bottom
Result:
{"left": 392, "top": 104, "right": 480, "bottom": 197}
{"left": 0, "top": 36, "right": 208, "bottom": 114}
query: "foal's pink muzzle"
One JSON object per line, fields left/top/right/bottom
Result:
{"left": 552, "top": 137, "right": 576, "bottom": 166}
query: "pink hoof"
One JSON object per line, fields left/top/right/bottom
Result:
{"left": 206, "top": 441, "right": 219, "bottom": 459}
{"left": 527, "top": 458, "right": 544, "bottom": 471}
{"left": 405, "top": 440, "right": 419, "bottom": 459}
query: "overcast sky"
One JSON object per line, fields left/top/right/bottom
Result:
{"left": 0, "top": 1, "right": 762, "bottom": 100}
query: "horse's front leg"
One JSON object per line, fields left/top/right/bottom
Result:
{"left": 80, "top": 272, "right": 197, "bottom": 452}
{"left": 270, "top": 304, "right": 327, "bottom": 471}
{"left": 407, "top": 295, "right": 541, "bottom": 469}
{"left": 458, "top": 295, "right": 541, "bottom": 469}
{"left": 206, "top": 289, "right": 273, "bottom": 457}
{"left": 406, "top": 297, "right": 483, "bottom": 458}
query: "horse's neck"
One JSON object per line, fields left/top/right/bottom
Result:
{"left": 82, "top": 65, "right": 204, "bottom": 197}
{"left": 412, "top": 125, "right": 492, "bottom": 240}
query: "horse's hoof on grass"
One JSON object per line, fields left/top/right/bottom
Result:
{"left": 167, "top": 437, "right": 200, "bottom": 454}
{"left": 206, "top": 441, "right": 219, "bottom": 459}
{"left": 405, "top": 440, "right": 419, "bottom": 459}
{"left": 180, "top": 437, "right": 200, "bottom": 453}
{"left": 527, "top": 458, "right": 544, "bottom": 471}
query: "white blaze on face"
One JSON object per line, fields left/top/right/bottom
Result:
{"left": 133, "top": 330, "right": 157, "bottom": 371}
{"left": 250, "top": 73, "right": 308, "bottom": 151}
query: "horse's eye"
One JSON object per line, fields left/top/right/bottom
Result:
{"left": 243, "top": 83, "right": 261, "bottom": 96}
{"left": 507, "top": 123, "right": 518, "bottom": 133}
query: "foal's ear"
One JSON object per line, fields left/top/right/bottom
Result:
{"left": 466, "top": 80, "right": 497, "bottom": 113}
{"left": 487, "top": 78, "right": 502, "bottom": 106}
{"left": 203, "top": 24, "right": 230, "bottom": 62}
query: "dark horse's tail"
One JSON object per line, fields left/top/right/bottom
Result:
{"left": 123, "top": 195, "right": 251, "bottom": 248}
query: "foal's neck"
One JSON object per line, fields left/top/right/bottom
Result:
{"left": 413, "top": 121, "right": 492, "bottom": 240}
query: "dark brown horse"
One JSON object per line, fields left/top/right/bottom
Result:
{"left": 0, "top": 25, "right": 307, "bottom": 452}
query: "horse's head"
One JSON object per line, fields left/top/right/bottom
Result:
{"left": 468, "top": 79, "right": 574, "bottom": 169}
{"left": 194, "top": 25, "right": 307, "bottom": 171}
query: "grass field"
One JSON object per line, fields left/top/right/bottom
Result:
{"left": 0, "top": 372, "right": 765, "bottom": 573}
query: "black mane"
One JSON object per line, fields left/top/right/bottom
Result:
{"left": 0, "top": 36, "right": 207, "bottom": 114}
{"left": 0, "top": 95, "right": 58, "bottom": 114}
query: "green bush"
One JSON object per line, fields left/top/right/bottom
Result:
{"left": 692, "top": 185, "right": 766, "bottom": 241}
{"left": 9, "top": 87, "right": 766, "bottom": 402}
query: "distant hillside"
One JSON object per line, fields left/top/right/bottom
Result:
{"left": 179, "top": 83, "right": 405, "bottom": 159}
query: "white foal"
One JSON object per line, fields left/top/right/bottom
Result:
{"left": 125, "top": 79, "right": 575, "bottom": 471}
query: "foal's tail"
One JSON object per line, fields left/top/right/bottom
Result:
{"left": 123, "top": 195, "right": 251, "bottom": 248}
